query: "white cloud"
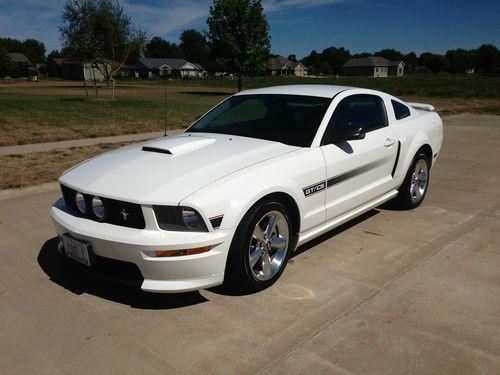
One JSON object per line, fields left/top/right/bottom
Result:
{"left": 122, "top": 0, "right": 211, "bottom": 37}
{"left": 263, "top": 0, "right": 345, "bottom": 12}
{"left": 0, "top": 0, "right": 347, "bottom": 51}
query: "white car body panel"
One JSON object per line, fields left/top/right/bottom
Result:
{"left": 59, "top": 133, "right": 296, "bottom": 205}
{"left": 51, "top": 85, "right": 443, "bottom": 293}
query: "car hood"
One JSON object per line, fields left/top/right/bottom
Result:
{"left": 59, "top": 133, "right": 297, "bottom": 204}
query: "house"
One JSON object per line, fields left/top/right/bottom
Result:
{"left": 47, "top": 57, "right": 65, "bottom": 78}
{"left": 47, "top": 57, "right": 110, "bottom": 81}
{"left": 342, "top": 57, "right": 404, "bottom": 77}
{"left": 60, "top": 61, "right": 110, "bottom": 81}
{"left": 268, "top": 55, "right": 308, "bottom": 77}
{"left": 47, "top": 57, "right": 111, "bottom": 81}
{"left": 133, "top": 58, "right": 206, "bottom": 78}
{"left": 48, "top": 58, "right": 124, "bottom": 80}
{"left": 6, "top": 52, "right": 33, "bottom": 77}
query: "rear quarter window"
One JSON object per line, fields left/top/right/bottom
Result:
{"left": 392, "top": 100, "right": 411, "bottom": 120}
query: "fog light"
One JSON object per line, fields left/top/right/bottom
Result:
{"left": 92, "top": 196, "right": 106, "bottom": 220}
{"left": 75, "top": 192, "right": 86, "bottom": 214}
{"left": 153, "top": 246, "right": 211, "bottom": 257}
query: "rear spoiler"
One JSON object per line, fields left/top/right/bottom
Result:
{"left": 407, "top": 102, "right": 435, "bottom": 111}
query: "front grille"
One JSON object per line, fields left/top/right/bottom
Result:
{"left": 61, "top": 184, "right": 146, "bottom": 229}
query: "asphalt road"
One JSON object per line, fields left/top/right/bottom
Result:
{"left": 1, "top": 114, "right": 499, "bottom": 374}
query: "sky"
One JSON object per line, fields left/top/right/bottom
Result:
{"left": 0, "top": 0, "right": 499, "bottom": 59}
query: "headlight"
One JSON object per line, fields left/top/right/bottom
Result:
{"left": 91, "top": 196, "right": 106, "bottom": 220}
{"left": 153, "top": 206, "right": 208, "bottom": 232}
{"left": 75, "top": 192, "right": 87, "bottom": 214}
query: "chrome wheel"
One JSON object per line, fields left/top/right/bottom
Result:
{"left": 409, "top": 159, "right": 428, "bottom": 203}
{"left": 248, "top": 210, "right": 289, "bottom": 282}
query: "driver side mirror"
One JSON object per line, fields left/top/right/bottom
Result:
{"left": 329, "top": 127, "right": 366, "bottom": 142}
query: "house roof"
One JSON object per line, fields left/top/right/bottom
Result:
{"left": 268, "top": 55, "right": 301, "bottom": 70}
{"left": 138, "top": 58, "right": 188, "bottom": 70}
{"left": 343, "top": 56, "right": 404, "bottom": 68}
{"left": 50, "top": 57, "right": 67, "bottom": 66}
{"left": 192, "top": 63, "right": 205, "bottom": 71}
{"left": 109, "top": 60, "right": 129, "bottom": 70}
{"left": 7, "top": 52, "right": 32, "bottom": 65}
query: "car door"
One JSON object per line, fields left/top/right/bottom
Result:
{"left": 321, "top": 94, "right": 398, "bottom": 221}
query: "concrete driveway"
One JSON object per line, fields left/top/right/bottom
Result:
{"left": 1, "top": 114, "right": 499, "bottom": 374}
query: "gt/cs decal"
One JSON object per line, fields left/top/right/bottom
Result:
{"left": 303, "top": 182, "right": 326, "bottom": 197}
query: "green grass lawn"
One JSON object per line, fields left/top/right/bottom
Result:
{"left": 0, "top": 83, "right": 232, "bottom": 146}
{"left": 0, "top": 75, "right": 499, "bottom": 146}
{"left": 137, "top": 74, "right": 500, "bottom": 99}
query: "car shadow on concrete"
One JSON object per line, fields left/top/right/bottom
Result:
{"left": 209, "top": 209, "right": 380, "bottom": 297}
{"left": 37, "top": 237, "right": 208, "bottom": 309}
{"left": 292, "top": 209, "right": 380, "bottom": 256}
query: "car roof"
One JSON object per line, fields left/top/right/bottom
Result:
{"left": 234, "top": 84, "right": 354, "bottom": 98}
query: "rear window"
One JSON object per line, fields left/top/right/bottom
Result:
{"left": 392, "top": 100, "right": 411, "bottom": 120}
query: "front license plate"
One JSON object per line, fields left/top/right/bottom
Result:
{"left": 62, "top": 235, "right": 91, "bottom": 267}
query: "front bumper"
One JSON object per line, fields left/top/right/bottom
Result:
{"left": 51, "top": 198, "right": 231, "bottom": 293}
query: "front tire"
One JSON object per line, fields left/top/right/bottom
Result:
{"left": 224, "top": 199, "right": 294, "bottom": 292}
{"left": 394, "top": 152, "right": 430, "bottom": 209}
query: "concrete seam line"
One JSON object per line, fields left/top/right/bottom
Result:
{"left": 255, "top": 208, "right": 495, "bottom": 375}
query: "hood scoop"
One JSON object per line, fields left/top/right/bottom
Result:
{"left": 141, "top": 135, "right": 215, "bottom": 156}
{"left": 142, "top": 146, "right": 172, "bottom": 155}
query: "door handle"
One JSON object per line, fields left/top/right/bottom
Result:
{"left": 384, "top": 138, "right": 396, "bottom": 147}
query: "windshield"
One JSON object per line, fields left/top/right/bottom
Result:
{"left": 187, "top": 94, "right": 331, "bottom": 147}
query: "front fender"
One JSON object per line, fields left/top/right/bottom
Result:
{"left": 182, "top": 169, "right": 305, "bottom": 232}
{"left": 180, "top": 148, "right": 326, "bottom": 234}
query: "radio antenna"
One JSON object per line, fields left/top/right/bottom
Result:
{"left": 163, "top": 57, "right": 167, "bottom": 137}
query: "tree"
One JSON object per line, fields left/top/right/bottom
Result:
{"left": 48, "top": 50, "right": 62, "bottom": 59}
{"left": 301, "top": 50, "right": 322, "bottom": 74}
{"left": 403, "top": 52, "right": 418, "bottom": 73}
{"left": 374, "top": 48, "right": 404, "bottom": 62}
{"left": 144, "top": 36, "right": 184, "bottom": 58}
{"left": 321, "top": 46, "right": 351, "bottom": 74}
{"left": 0, "top": 38, "right": 24, "bottom": 54}
{"left": 60, "top": 0, "right": 145, "bottom": 97}
{"left": 476, "top": 44, "right": 498, "bottom": 73}
{"left": 22, "top": 39, "right": 46, "bottom": 64}
{"left": 418, "top": 52, "right": 445, "bottom": 73}
{"left": 301, "top": 46, "right": 350, "bottom": 75}
{"left": 207, "top": 0, "right": 270, "bottom": 91}
{"left": 352, "top": 52, "right": 371, "bottom": 58}
{"left": 445, "top": 48, "right": 475, "bottom": 73}
{"left": 180, "top": 29, "right": 210, "bottom": 68}
{"left": 287, "top": 54, "right": 297, "bottom": 62}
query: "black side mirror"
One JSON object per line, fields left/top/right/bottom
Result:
{"left": 330, "top": 127, "right": 365, "bottom": 142}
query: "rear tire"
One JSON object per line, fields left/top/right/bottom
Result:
{"left": 394, "top": 152, "right": 430, "bottom": 209}
{"left": 224, "top": 199, "right": 294, "bottom": 293}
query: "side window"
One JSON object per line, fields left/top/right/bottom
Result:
{"left": 325, "top": 94, "right": 387, "bottom": 140}
{"left": 391, "top": 100, "right": 411, "bottom": 120}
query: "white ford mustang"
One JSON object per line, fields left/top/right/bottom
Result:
{"left": 51, "top": 85, "right": 443, "bottom": 293}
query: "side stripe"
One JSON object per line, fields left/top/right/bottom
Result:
{"left": 302, "top": 156, "right": 393, "bottom": 197}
